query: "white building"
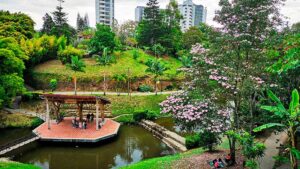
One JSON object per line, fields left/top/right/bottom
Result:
{"left": 179, "top": 0, "right": 207, "bottom": 32}
{"left": 95, "top": 0, "right": 114, "bottom": 27}
{"left": 135, "top": 6, "right": 145, "bottom": 22}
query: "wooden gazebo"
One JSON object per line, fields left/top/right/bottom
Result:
{"left": 42, "top": 94, "right": 111, "bottom": 131}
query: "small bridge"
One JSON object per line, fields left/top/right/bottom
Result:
{"left": 139, "top": 120, "right": 187, "bottom": 152}
{"left": 0, "top": 134, "right": 40, "bottom": 156}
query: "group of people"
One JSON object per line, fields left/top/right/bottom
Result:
{"left": 71, "top": 113, "right": 96, "bottom": 129}
{"left": 86, "top": 113, "right": 94, "bottom": 122}
{"left": 209, "top": 154, "right": 232, "bottom": 169}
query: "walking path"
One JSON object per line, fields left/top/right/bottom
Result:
{"left": 258, "top": 131, "right": 288, "bottom": 169}
{"left": 43, "top": 90, "right": 182, "bottom": 96}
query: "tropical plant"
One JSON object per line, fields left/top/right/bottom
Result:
{"left": 152, "top": 43, "right": 165, "bottom": 57}
{"left": 133, "top": 49, "right": 140, "bottom": 60}
{"left": 179, "top": 55, "right": 192, "bottom": 68}
{"left": 145, "top": 59, "right": 168, "bottom": 95}
{"left": 254, "top": 89, "right": 300, "bottom": 169}
{"left": 66, "top": 56, "right": 86, "bottom": 95}
{"left": 58, "top": 45, "right": 84, "bottom": 64}
{"left": 95, "top": 47, "right": 116, "bottom": 65}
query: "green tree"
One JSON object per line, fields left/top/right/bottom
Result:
{"left": 49, "top": 79, "right": 58, "bottom": 92}
{"left": 145, "top": 59, "right": 168, "bottom": 95}
{"left": 254, "top": 90, "right": 300, "bottom": 169}
{"left": 52, "top": 0, "right": 68, "bottom": 30}
{"left": 152, "top": 43, "right": 165, "bottom": 57}
{"left": 182, "top": 27, "right": 203, "bottom": 50}
{"left": 41, "top": 13, "right": 55, "bottom": 35}
{"left": 0, "top": 37, "right": 28, "bottom": 107}
{"left": 89, "top": 24, "right": 116, "bottom": 54}
{"left": 66, "top": 56, "right": 86, "bottom": 95}
{"left": 136, "top": 0, "right": 163, "bottom": 46}
{"left": 0, "top": 10, "right": 35, "bottom": 40}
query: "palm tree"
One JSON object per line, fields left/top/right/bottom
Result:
{"left": 145, "top": 59, "right": 168, "bottom": 95}
{"left": 254, "top": 89, "right": 300, "bottom": 169}
{"left": 67, "top": 56, "right": 86, "bottom": 95}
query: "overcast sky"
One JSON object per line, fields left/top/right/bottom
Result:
{"left": 0, "top": 0, "right": 299, "bottom": 30}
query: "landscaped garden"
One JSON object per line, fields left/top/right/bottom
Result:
{"left": 0, "top": 0, "right": 299, "bottom": 168}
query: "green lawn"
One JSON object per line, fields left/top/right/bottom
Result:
{"left": 0, "top": 111, "right": 42, "bottom": 128}
{"left": 32, "top": 49, "right": 183, "bottom": 83}
{"left": 0, "top": 161, "right": 40, "bottom": 169}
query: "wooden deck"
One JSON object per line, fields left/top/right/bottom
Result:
{"left": 33, "top": 117, "right": 120, "bottom": 143}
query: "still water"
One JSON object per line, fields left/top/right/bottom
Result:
{"left": 3, "top": 125, "right": 173, "bottom": 169}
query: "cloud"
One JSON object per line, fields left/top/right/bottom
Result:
{"left": 0, "top": 0, "right": 299, "bottom": 30}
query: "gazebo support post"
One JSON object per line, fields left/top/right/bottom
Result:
{"left": 46, "top": 98, "right": 51, "bottom": 130}
{"left": 78, "top": 103, "right": 83, "bottom": 121}
{"left": 100, "top": 104, "right": 105, "bottom": 122}
{"left": 96, "top": 99, "right": 99, "bottom": 130}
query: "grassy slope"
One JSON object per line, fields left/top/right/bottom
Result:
{"left": 33, "top": 50, "right": 183, "bottom": 82}
{"left": 0, "top": 161, "right": 40, "bottom": 169}
{"left": 122, "top": 139, "right": 230, "bottom": 169}
{"left": 106, "top": 95, "right": 168, "bottom": 116}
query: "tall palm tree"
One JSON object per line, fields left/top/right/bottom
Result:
{"left": 67, "top": 55, "right": 86, "bottom": 95}
{"left": 145, "top": 59, "right": 168, "bottom": 95}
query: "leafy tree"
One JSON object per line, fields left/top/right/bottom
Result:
{"left": 76, "top": 13, "right": 89, "bottom": 32}
{"left": 136, "top": 0, "right": 163, "bottom": 46}
{"left": 182, "top": 27, "right": 203, "bottom": 50}
{"left": 0, "top": 37, "right": 28, "bottom": 107}
{"left": 152, "top": 43, "right": 165, "bottom": 57}
{"left": 254, "top": 90, "right": 300, "bottom": 169}
{"left": 66, "top": 56, "right": 86, "bottom": 95}
{"left": 89, "top": 24, "right": 116, "bottom": 54}
{"left": 52, "top": 0, "right": 68, "bottom": 29}
{"left": 0, "top": 10, "right": 35, "bottom": 40}
{"left": 145, "top": 59, "right": 168, "bottom": 95}
{"left": 41, "top": 13, "right": 55, "bottom": 35}
{"left": 112, "top": 73, "right": 127, "bottom": 96}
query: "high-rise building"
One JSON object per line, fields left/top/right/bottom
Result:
{"left": 95, "top": 0, "right": 115, "bottom": 27}
{"left": 179, "top": 0, "right": 207, "bottom": 32}
{"left": 135, "top": 6, "right": 145, "bottom": 22}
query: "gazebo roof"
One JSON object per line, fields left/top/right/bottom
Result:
{"left": 42, "top": 94, "right": 111, "bottom": 104}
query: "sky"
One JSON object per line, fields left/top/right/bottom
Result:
{"left": 0, "top": 0, "right": 299, "bottom": 30}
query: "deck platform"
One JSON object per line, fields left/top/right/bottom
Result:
{"left": 33, "top": 117, "right": 120, "bottom": 143}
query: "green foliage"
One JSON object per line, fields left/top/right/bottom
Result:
{"left": 31, "top": 117, "right": 44, "bottom": 128}
{"left": 138, "top": 85, "right": 153, "bottom": 92}
{"left": 245, "top": 160, "right": 258, "bottom": 169}
{"left": 0, "top": 37, "right": 27, "bottom": 107}
{"left": 198, "top": 131, "right": 221, "bottom": 152}
{"left": 133, "top": 49, "right": 140, "bottom": 60}
{"left": 112, "top": 73, "right": 127, "bottom": 95}
{"left": 21, "top": 92, "right": 42, "bottom": 102}
{"left": 152, "top": 43, "right": 166, "bottom": 57}
{"left": 89, "top": 24, "right": 116, "bottom": 54}
{"left": 145, "top": 59, "right": 168, "bottom": 79}
{"left": 0, "top": 10, "right": 35, "bottom": 40}
{"left": 49, "top": 79, "right": 58, "bottom": 92}
{"left": 0, "top": 161, "right": 40, "bottom": 169}
{"left": 133, "top": 110, "right": 157, "bottom": 122}
{"left": 185, "top": 134, "right": 201, "bottom": 149}
{"left": 58, "top": 45, "right": 83, "bottom": 64}
{"left": 95, "top": 47, "right": 116, "bottom": 66}
{"left": 67, "top": 56, "right": 86, "bottom": 72}
{"left": 182, "top": 27, "right": 203, "bottom": 49}
{"left": 114, "top": 114, "right": 135, "bottom": 124}
{"left": 179, "top": 55, "right": 192, "bottom": 68}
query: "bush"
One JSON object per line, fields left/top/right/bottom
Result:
{"left": 133, "top": 110, "right": 157, "bottom": 122}
{"left": 133, "top": 49, "right": 140, "bottom": 60}
{"left": 31, "top": 117, "right": 44, "bottom": 128}
{"left": 165, "top": 85, "right": 174, "bottom": 91}
{"left": 115, "top": 115, "right": 135, "bottom": 124}
{"left": 94, "top": 48, "right": 116, "bottom": 66}
{"left": 22, "top": 92, "right": 42, "bottom": 101}
{"left": 49, "top": 79, "right": 58, "bottom": 92}
{"left": 185, "top": 134, "right": 200, "bottom": 149}
{"left": 58, "top": 45, "right": 84, "bottom": 64}
{"left": 138, "top": 85, "right": 153, "bottom": 92}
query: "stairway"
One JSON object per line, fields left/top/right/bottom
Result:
{"left": 139, "top": 120, "right": 187, "bottom": 152}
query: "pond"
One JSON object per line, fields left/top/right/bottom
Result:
{"left": 4, "top": 125, "right": 173, "bottom": 169}
{"left": 154, "top": 117, "right": 190, "bottom": 136}
{"left": 0, "top": 128, "right": 33, "bottom": 146}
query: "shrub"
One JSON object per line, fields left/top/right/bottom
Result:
{"left": 152, "top": 43, "right": 166, "bottom": 57}
{"left": 186, "top": 134, "right": 200, "bottom": 149}
{"left": 49, "top": 79, "right": 58, "bottom": 92}
{"left": 94, "top": 48, "right": 116, "bottom": 65}
{"left": 133, "top": 49, "right": 140, "bottom": 60}
{"left": 165, "top": 85, "right": 174, "bottom": 91}
{"left": 58, "top": 45, "right": 84, "bottom": 64}
{"left": 22, "top": 92, "right": 42, "bottom": 101}
{"left": 138, "top": 85, "right": 153, "bottom": 92}
{"left": 115, "top": 114, "right": 135, "bottom": 124}
{"left": 133, "top": 110, "right": 157, "bottom": 122}
{"left": 31, "top": 117, "right": 44, "bottom": 128}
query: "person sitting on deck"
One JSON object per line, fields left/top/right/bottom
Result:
{"left": 82, "top": 121, "right": 87, "bottom": 129}
{"left": 91, "top": 113, "right": 94, "bottom": 122}
{"left": 87, "top": 113, "right": 91, "bottom": 122}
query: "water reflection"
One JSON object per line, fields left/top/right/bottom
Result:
{"left": 10, "top": 125, "right": 173, "bottom": 169}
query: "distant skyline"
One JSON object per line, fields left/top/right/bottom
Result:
{"left": 0, "top": 0, "right": 299, "bottom": 30}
